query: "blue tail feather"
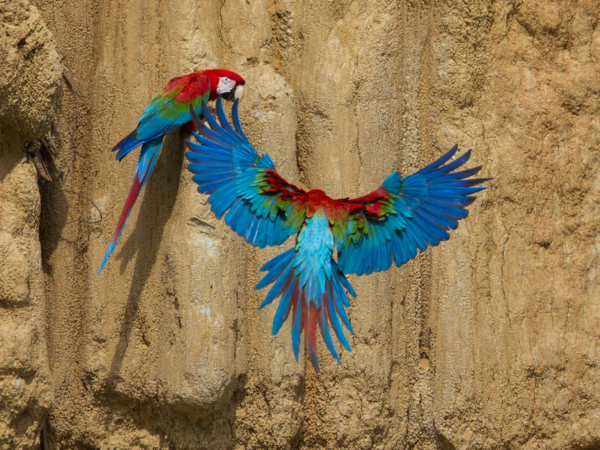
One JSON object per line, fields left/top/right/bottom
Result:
{"left": 99, "top": 135, "right": 163, "bottom": 273}
{"left": 112, "top": 130, "right": 144, "bottom": 161}
{"left": 256, "top": 248, "right": 355, "bottom": 371}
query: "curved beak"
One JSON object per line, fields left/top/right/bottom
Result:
{"left": 234, "top": 85, "right": 244, "bottom": 102}
{"left": 221, "top": 85, "right": 244, "bottom": 102}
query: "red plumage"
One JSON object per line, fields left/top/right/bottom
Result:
{"left": 163, "top": 69, "right": 245, "bottom": 102}
{"left": 99, "top": 69, "right": 246, "bottom": 273}
{"left": 173, "top": 74, "right": 210, "bottom": 103}
{"left": 262, "top": 170, "right": 393, "bottom": 224}
{"left": 305, "top": 302, "right": 319, "bottom": 370}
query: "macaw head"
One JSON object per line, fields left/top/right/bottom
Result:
{"left": 206, "top": 69, "right": 246, "bottom": 102}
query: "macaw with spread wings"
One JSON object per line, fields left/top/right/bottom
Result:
{"left": 185, "top": 98, "right": 489, "bottom": 371}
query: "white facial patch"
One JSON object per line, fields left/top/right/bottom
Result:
{"left": 216, "top": 76, "right": 236, "bottom": 94}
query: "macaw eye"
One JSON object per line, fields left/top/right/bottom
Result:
{"left": 217, "top": 76, "right": 237, "bottom": 95}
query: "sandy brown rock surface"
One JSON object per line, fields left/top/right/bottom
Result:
{"left": 0, "top": 0, "right": 599, "bottom": 448}
{"left": 0, "top": 1, "right": 60, "bottom": 448}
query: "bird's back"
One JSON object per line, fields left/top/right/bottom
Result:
{"left": 135, "top": 72, "right": 209, "bottom": 141}
{"left": 295, "top": 210, "right": 334, "bottom": 304}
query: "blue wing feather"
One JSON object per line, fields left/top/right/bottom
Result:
{"left": 337, "top": 147, "right": 489, "bottom": 275}
{"left": 185, "top": 98, "right": 306, "bottom": 249}
{"left": 186, "top": 98, "right": 303, "bottom": 247}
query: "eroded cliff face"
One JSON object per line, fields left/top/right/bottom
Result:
{"left": 0, "top": 1, "right": 60, "bottom": 448}
{"left": 1, "top": 0, "right": 599, "bottom": 448}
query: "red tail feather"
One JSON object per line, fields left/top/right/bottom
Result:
{"left": 113, "top": 177, "right": 143, "bottom": 244}
{"left": 305, "top": 302, "right": 319, "bottom": 371}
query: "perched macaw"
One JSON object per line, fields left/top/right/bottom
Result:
{"left": 99, "top": 69, "right": 246, "bottom": 273}
{"left": 185, "top": 98, "right": 489, "bottom": 371}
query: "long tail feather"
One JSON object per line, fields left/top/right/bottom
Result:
{"left": 99, "top": 135, "right": 164, "bottom": 273}
{"left": 257, "top": 249, "right": 355, "bottom": 372}
{"left": 306, "top": 302, "right": 319, "bottom": 371}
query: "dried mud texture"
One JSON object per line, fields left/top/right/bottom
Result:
{"left": 1, "top": 0, "right": 597, "bottom": 448}
{"left": 0, "top": 1, "right": 61, "bottom": 141}
{"left": 0, "top": 2, "right": 60, "bottom": 449}
{"left": 0, "top": 147, "right": 52, "bottom": 450}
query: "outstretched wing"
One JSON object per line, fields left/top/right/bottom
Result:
{"left": 185, "top": 97, "right": 308, "bottom": 248}
{"left": 335, "top": 146, "right": 490, "bottom": 275}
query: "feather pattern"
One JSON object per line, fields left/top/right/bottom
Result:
{"left": 257, "top": 212, "right": 355, "bottom": 370}
{"left": 99, "top": 136, "right": 163, "bottom": 273}
{"left": 112, "top": 73, "right": 211, "bottom": 161}
{"left": 185, "top": 97, "right": 489, "bottom": 371}
{"left": 99, "top": 69, "right": 245, "bottom": 273}
{"left": 185, "top": 97, "right": 308, "bottom": 248}
{"left": 185, "top": 99, "right": 356, "bottom": 369}
{"left": 335, "top": 145, "right": 490, "bottom": 275}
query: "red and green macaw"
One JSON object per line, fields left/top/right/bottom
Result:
{"left": 99, "top": 69, "right": 245, "bottom": 273}
{"left": 185, "top": 98, "right": 489, "bottom": 371}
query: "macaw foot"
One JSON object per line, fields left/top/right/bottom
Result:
{"left": 179, "top": 128, "right": 193, "bottom": 139}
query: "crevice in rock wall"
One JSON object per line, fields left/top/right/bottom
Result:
{"left": 573, "top": 444, "right": 600, "bottom": 450}
{"left": 33, "top": 0, "right": 112, "bottom": 444}
{"left": 0, "top": 0, "right": 61, "bottom": 447}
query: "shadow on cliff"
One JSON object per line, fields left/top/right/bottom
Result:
{"left": 107, "top": 133, "right": 185, "bottom": 381}
{"left": 39, "top": 145, "right": 72, "bottom": 270}
{"left": 435, "top": 427, "right": 457, "bottom": 450}
{"left": 0, "top": 141, "right": 25, "bottom": 183}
